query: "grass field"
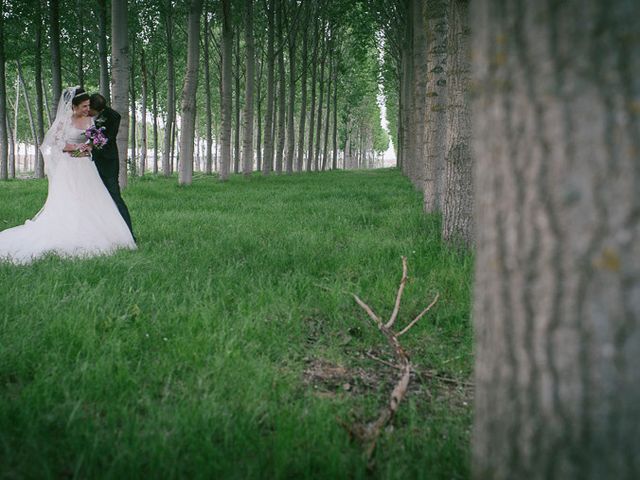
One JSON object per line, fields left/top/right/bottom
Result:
{"left": 0, "top": 169, "right": 473, "bottom": 479}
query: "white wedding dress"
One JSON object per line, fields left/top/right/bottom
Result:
{"left": 0, "top": 88, "right": 136, "bottom": 265}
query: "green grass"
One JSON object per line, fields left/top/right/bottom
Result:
{"left": 0, "top": 169, "right": 473, "bottom": 479}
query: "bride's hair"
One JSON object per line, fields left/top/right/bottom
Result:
{"left": 72, "top": 88, "right": 90, "bottom": 106}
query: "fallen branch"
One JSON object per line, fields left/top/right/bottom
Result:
{"left": 348, "top": 256, "right": 439, "bottom": 466}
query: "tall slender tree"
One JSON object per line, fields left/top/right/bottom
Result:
{"left": 0, "top": 0, "right": 7, "bottom": 180}
{"left": 111, "top": 0, "right": 129, "bottom": 188}
{"left": 296, "top": 4, "right": 309, "bottom": 172}
{"left": 49, "top": 0, "right": 62, "bottom": 118}
{"left": 34, "top": 1, "right": 45, "bottom": 178}
{"left": 442, "top": 0, "right": 472, "bottom": 249}
{"left": 275, "top": 0, "right": 286, "bottom": 174}
{"left": 306, "top": 13, "right": 320, "bottom": 172}
{"left": 162, "top": 0, "right": 175, "bottom": 176}
{"left": 178, "top": 0, "right": 203, "bottom": 185}
{"left": 140, "top": 48, "right": 148, "bottom": 175}
{"left": 262, "top": 0, "right": 275, "bottom": 175}
{"left": 204, "top": 11, "right": 213, "bottom": 175}
{"left": 242, "top": 0, "right": 255, "bottom": 176}
{"left": 424, "top": 0, "right": 448, "bottom": 211}
{"left": 97, "top": 0, "right": 110, "bottom": 100}
{"left": 219, "top": 0, "right": 233, "bottom": 180}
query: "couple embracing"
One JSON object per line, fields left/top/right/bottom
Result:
{"left": 0, "top": 86, "right": 136, "bottom": 264}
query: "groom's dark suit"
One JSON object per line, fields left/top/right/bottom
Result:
{"left": 92, "top": 107, "right": 134, "bottom": 238}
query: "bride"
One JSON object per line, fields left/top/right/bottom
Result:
{"left": 0, "top": 86, "right": 136, "bottom": 265}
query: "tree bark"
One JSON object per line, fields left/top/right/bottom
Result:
{"left": 442, "top": 0, "right": 472, "bottom": 249}
{"left": 0, "top": 0, "right": 9, "bottom": 180}
{"left": 262, "top": 0, "right": 275, "bottom": 175}
{"left": 332, "top": 35, "right": 338, "bottom": 170}
{"left": 412, "top": 0, "right": 428, "bottom": 188}
{"left": 285, "top": 3, "right": 298, "bottom": 175}
{"left": 49, "top": 0, "right": 62, "bottom": 118}
{"left": 97, "top": 0, "right": 110, "bottom": 101}
{"left": 296, "top": 8, "right": 309, "bottom": 172}
{"left": 204, "top": 11, "right": 213, "bottom": 175}
{"left": 233, "top": 30, "right": 241, "bottom": 174}
{"left": 140, "top": 48, "right": 148, "bottom": 175}
{"left": 256, "top": 48, "right": 264, "bottom": 172}
{"left": 129, "top": 39, "right": 137, "bottom": 176}
{"left": 16, "top": 60, "right": 38, "bottom": 174}
{"left": 152, "top": 64, "right": 158, "bottom": 174}
{"left": 314, "top": 34, "right": 327, "bottom": 172}
{"left": 472, "top": 1, "right": 640, "bottom": 479}
{"left": 321, "top": 40, "right": 332, "bottom": 171}
{"left": 423, "top": 0, "right": 448, "bottom": 212}
{"left": 307, "top": 14, "right": 320, "bottom": 172}
{"left": 111, "top": 0, "right": 129, "bottom": 188}
{"left": 242, "top": 0, "right": 255, "bottom": 176}
{"left": 162, "top": 0, "right": 175, "bottom": 176}
{"left": 34, "top": 1, "right": 45, "bottom": 178}
{"left": 275, "top": 0, "right": 286, "bottom": 174}
{"left": 178, "top": 0, "right": 203, "bottom": 186}
{"left": 219, "top": 0, "right": 233, "bottom": 181}
{"left": 76, "top": 0, "right": 85, "bottom": 89}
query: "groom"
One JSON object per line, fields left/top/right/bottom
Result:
{"left": 89, "top": 93, "right": 135, "bottom": 241}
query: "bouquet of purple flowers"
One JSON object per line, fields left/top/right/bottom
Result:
{"left": 85, "top": 125, "right": 108, "bottom": 150}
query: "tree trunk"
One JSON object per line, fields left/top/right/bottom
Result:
{"left": 34, "top": 1, "right": 45, "bottom": 178}
{"left": 256, "top": 48, "right": 264, "bottom": 172}
{"left": 275, "top": 0, "right": 286, "bottom": 174}
{"left": 162, "top": 0, "right": 175, "bottom": 176}
{"left": 140, "top": 48, "right": 148, "bottom": 175}
{"left": 0, "top": 0, "right": 9, "bottom": 180}
{"left": 412, "top": 0, "right": 428, "bottom": 188}
{"left": 285, "top": 9, "right": 298, "bottom": 175}
{"left": 242, "top": 0, "right": 255, "bottom": 176}
{"left": 16, "top": 60, "right": 38, "bottom": 174}
{"left": 111, "top": 0, "right": 129, "bottom": 188}
{"left": 442, "top": 0, "right": 472, "bottom": 249}
{"left": 49, "top": 0, "right": 62, "bottom": 118}
{"left": 76, "top": 0, "right": 85, "bottom": 89}
{"left": 178, "top": 0, "right": 203, "bottom": 186}
{"left": 307, "top": 15, "right": 320, "bottom": 172}
{"left": 9, "top": 75, "right": 18, "bottom": 178}
{"left": 332, "top": 37, "right": 338, "bottom": 170}
{"left": 296, "top": 10, "right": 309, "bottom": 172}
{"left": 321, "top": 42, "right": 332, "bottom": 171}
{"left": 234, "top": 30, "right": 241, "bottom": 174}
{"left": 129, "top": 39, "right": 137, "bottom": 176}
{"left": 97, "top": 0, "right": 110, "bottom": 101}
{"left": 204, "top": 11, "right": 213, "bottom": 175}
{"left": 219, "top": 0, "right": 233, "bottom": 181}
{"left": 152, "top": 70, "right": 158, "bottom": 174}
{"left": 472, "top": 1, "right": 640, "bottom": 479}
{"left": 423, "top": 0, "right": 447, "bottom": 211}
{"left": 262, "top": 0, "right": 275, "bottom": 175}
{"left": 314, "top": 34, "right": 327, "bottom": 172}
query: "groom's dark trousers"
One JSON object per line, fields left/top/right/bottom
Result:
{"left": 91, "top": 107, "right": 135, "bottom": 237}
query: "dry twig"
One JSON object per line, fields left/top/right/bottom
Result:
{"left": 348, "top": 256, "right": 439, "bottom": 466}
